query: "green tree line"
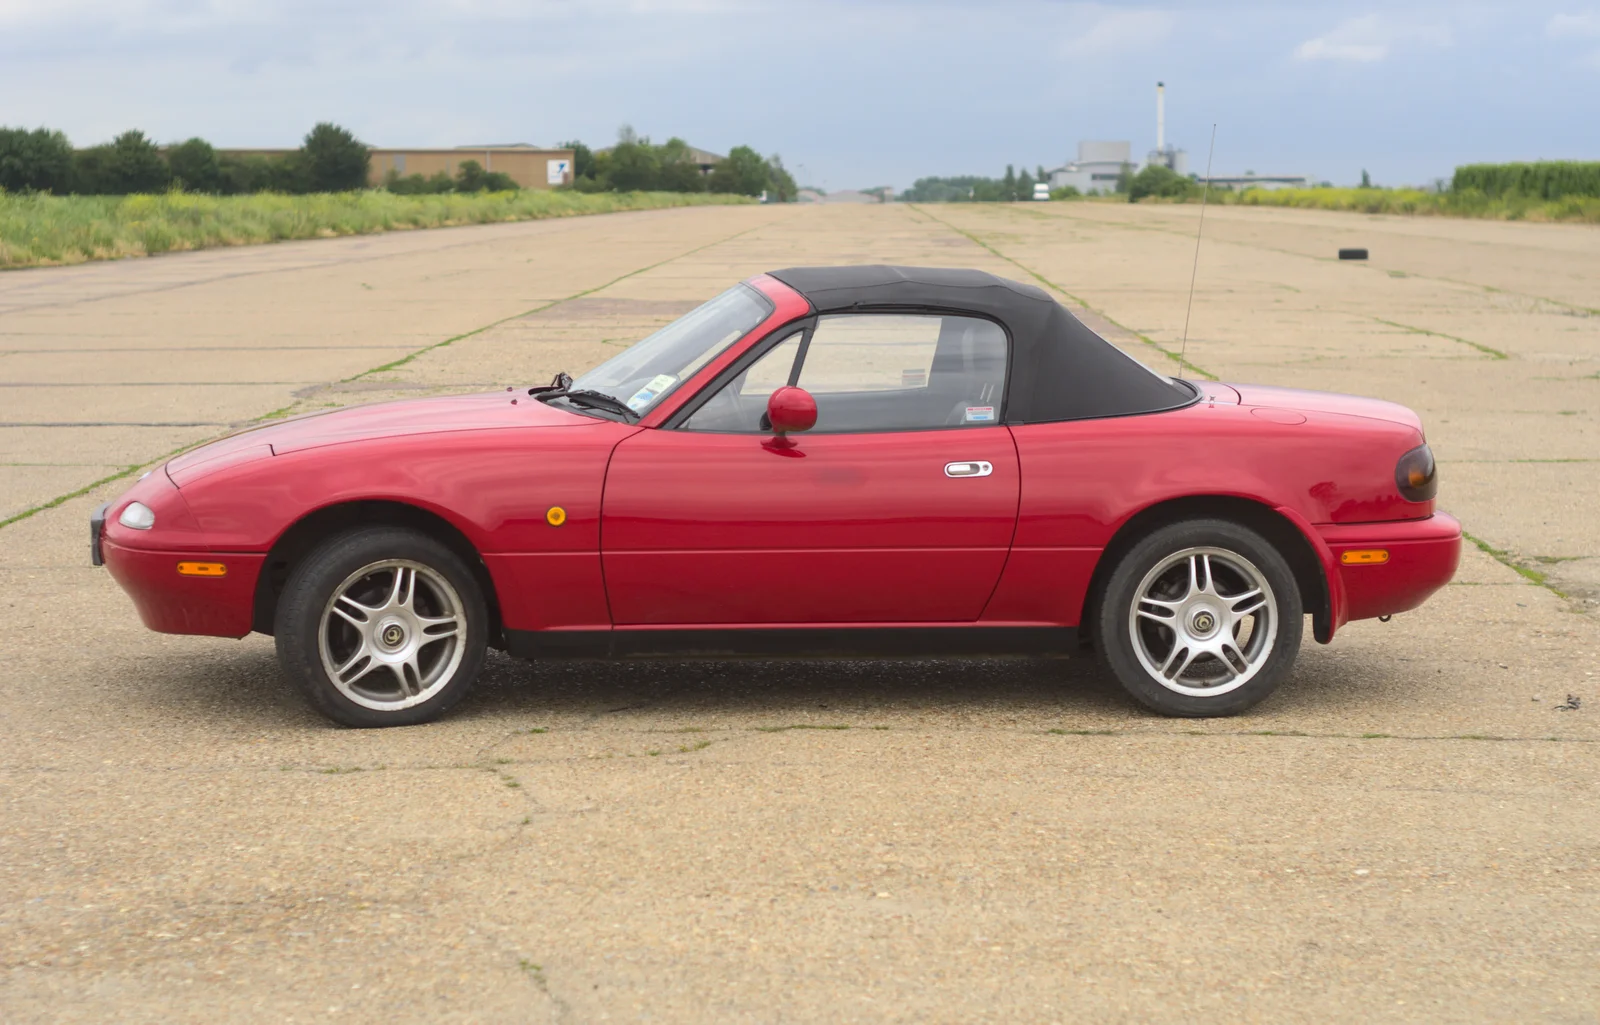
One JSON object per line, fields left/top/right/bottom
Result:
{"left": 559, "top": 128, "right": 796, "bottom": 200}
{"left": 1, "top": 122, "right": 797, "bottom": 200}
{"left": 899, "top": 164, "right": 1053, "bottom": 202}
{"left": 0, "top": 123, "right": 379, "bottom": 195}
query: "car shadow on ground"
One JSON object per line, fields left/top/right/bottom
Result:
{"left": 460, "top": 649, "right": 1137, "bottom": 723}
{"left": 115, "top": 637, "right": 1375, "bottom": 730}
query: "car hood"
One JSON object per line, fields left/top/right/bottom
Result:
{"left": 166, "top": 391, "right": 595, "bottom": 487}
{"left": 1228, "top": 383, "right": 1423, "bottom": 432}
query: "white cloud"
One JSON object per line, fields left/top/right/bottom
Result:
{"left": 1546, "top": 11, "right": 1600, "bottom": 37}
{"left": 1059, "top": 5, "right": 1175, "bottom": 58}
{"left": 1545, "top": 10, "right": 1600, "bottom": 69}
{"left": 1294, "top": 13, "right": 1451, "bottom": 64}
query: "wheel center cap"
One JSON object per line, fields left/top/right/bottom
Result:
{"left": 377, "top": 619, "right": 408, "bottom": 650}
{"left": 1188, "top": 607, "right": 1219, "bottom": 638}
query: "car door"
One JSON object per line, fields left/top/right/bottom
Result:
{"left": 600, "top": 312, "right": 1019, "bottom": 625}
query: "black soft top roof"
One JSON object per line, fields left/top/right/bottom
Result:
{"left": 767, "top": 265, "right": 1193, "bottom": 423}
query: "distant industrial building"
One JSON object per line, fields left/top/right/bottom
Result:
{"left": 1048, "top": 140, "right": 1135, "bottom": 194}
{"left": 682, "top": 146, "right": 725, "bottom": 176}
{"left": 217, "top": 144, "right": 577, "bottom": 189}
{"left": 1046, "top": 82, "right": 1316, "bottom": 194}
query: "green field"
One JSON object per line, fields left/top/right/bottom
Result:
{"left": 1189, "top": 186, "right": 1600, "bottom": 223}
{"left": 0, "top": 189, "right": 755, "bottom": 270}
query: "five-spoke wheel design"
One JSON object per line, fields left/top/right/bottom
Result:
{"left": 319, "top": 560, "right": 466, "bottom": 711}
{"left": 276, "top": 526, "right": 488, "bottom": 728}
{"left": 1128, "top": 546, "right": 1275, "bottom": 697}
{"left": 1097, "top": 518, "right": 1302, "bottom": 717}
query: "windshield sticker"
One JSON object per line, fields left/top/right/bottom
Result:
{"left": 626, "top": 373, "right": 678, "bottom": 412}
{"left": 901, "top": 368, "right": 927, "bottom": 387}
{"left": 964, "top": 406, "right": 996, "bottom": 422}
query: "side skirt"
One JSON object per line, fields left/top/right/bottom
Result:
{"left": 504, "top": 626, "right": 1079, "bottom": 661}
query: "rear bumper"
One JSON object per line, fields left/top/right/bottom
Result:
{"left": 1318, "top": 513, "right": 1461, "bottom": 625}
{"left": 101, "top": 539, "right": 262, "bottom": 638}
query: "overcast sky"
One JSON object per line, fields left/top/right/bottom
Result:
{"left": 2, "top": 1, "right": 1596, "bottom": 190}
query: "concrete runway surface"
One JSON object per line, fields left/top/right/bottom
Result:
{"left": 2, "top": 203, "right": 1597, "bottom": 1022}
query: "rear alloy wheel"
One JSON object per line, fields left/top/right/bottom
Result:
{"left": 1097, "top": 519, "right": 1302, "bottom": 717}
{"left": 276, "top": 527, "right": 488, "bottom": 727}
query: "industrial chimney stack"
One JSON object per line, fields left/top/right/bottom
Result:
{"left": 1156, "top": 81, "right": 1165, "bottom": 153}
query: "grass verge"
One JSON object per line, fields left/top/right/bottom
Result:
{"left": 0, "top": 189, "right": 755, "bottom": 270}
{"left": 1159, "top": 187, "right": 1600, "bottom": 223}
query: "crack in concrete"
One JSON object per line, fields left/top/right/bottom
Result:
{"left": 1462, "top": 530, "right": 1579, "bottom": 602}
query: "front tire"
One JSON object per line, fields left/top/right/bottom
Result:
{"left": 1096, "top": 519, "right": 1302, "bottom": 717}
{"left": 275, "top": 527, "right": 488, "bottom": 727}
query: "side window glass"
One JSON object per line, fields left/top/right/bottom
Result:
{"left": 797, "top": 314, "right": 1006, "bottom": 432}
{"left": 681, "top": 333, "right": 802, "bottom": 432}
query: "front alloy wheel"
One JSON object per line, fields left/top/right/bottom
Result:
{"left": 1098, "top": 519, "right": 1302, "bottom": 716}
{"left": 319, "top": 560, "right": 466, "bottom": 711}
{"left": 276, "top": 527, "right": 488, "bottom": 727}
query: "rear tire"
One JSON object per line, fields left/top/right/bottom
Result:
{"left": 275, "top": 526, "right": 488, "bottom": 728}
{"left": 1096, "top": 519, "right": 1302, "bottom": 717}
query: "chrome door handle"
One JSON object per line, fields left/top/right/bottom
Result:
{"left": 944, "top": 461, "right": 993, "bottom": 478}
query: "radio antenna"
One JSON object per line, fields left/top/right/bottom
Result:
{"left": 1178, "top": 123, "right": 1217, "bottom": 378}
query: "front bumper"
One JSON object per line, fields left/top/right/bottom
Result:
{"left": 90, "top": 502, "right": 110, "bottom": 566}
{"left": 1319, "top": 512, "right": 1462, "bottom": 624}
{"left": 100, "top": 539, "right": 263, "bottom": 638}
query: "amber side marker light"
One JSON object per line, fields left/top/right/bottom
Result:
{"left": 1340, "top": 549, "right": 1390, "bottom": 566}
{"left": 177, "top": 561, "right": 228, "bottom": 577}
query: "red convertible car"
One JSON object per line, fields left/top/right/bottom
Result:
{"left": 93, "top": 266, "right": 1460, "bottom": 727}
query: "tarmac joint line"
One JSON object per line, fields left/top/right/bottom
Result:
{"left": 1371, "top": 317, "right": 1510, "bottom": 360}
{"left": 1462, "top": 530, "right": 1572, "bottom": 600}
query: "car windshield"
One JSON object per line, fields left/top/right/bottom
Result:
{"left": 568, "top": 284, "right": 773, "bottom": 416}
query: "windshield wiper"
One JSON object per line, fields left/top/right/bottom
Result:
{"left": 529, "top": 371, "right": 574, "bottom": 395}
{"left": 531, "top": 373, "right": 639, "bottom": 422}
{"left": 561, "top": 389, "right": 639, "bottom": 421}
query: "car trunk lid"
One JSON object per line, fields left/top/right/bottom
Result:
{"left": 1228, "top": 383, "right": 1423, "bottom": 432}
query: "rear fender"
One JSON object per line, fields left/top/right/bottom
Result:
{"left": 1272, "top": 504, "right": 1347, "bottom": 643}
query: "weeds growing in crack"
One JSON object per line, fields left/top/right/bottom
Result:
{"left": 755, "top": 724, "right": 851, "bottom": 733}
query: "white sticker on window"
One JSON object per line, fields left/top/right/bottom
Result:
{"left": 901, "top": 368, "right": 927, "bottom": 387}
{"left": 964, "top": 405, "right": 996, "bottom": 422}
{"left": 626, "top": 373, "right": 678, "bottom": 412}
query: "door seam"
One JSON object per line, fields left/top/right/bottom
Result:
{"left": 974, "top": 425, "right": 1025, "bottom": 621}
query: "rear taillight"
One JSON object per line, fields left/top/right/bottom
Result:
{"left": 1395, "top": 444, "right": 1437, "bottom": 502}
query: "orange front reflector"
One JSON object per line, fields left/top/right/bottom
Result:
{"left": 177, "top": 561, "right": 227, "bottom": 577}
{"left": 1340, "top": 549, "right": 1389, "bottom": 566}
